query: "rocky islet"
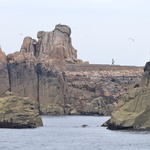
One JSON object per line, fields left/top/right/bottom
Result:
{"left": 0, "top": 24, "right": 143, "bottom": 116}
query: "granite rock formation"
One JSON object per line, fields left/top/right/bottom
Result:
{"left": 0, "top": 24, "right": 144, "bottom": 116}
{"left": 20, "top": 24, "right": 81, "bottom": 64}
{"left": 0, "top": 47, "right": 9, "bottom": 95}
{"left": 7, "top": 51, "right": 67, "bottom": 115}
{"left": 103, "top": 61, "right": 150, "bottom": 130}
{"left": 0, "top": 92, "right": 43, "bottom": 128}
{"left": 37, "top": 62, "right": 67, "bottom": 115}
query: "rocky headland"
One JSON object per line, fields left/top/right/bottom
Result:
{"left": 102, "top": 61, "right": 150, "bottom": 130}
{"left": 0, "top": 24, "right": 143, "bottom": 116}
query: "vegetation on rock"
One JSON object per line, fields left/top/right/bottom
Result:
{"left": 0, "top": 92, "right": 43, "bottom": 128}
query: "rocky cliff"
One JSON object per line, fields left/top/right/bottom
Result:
{"left": 64, "top": 65, "right": 142, "bottom": 115}
{"left": 103, "top": 61, "right": 150, "bottom": 130}
{"left": 0, "top": 24, "right": 143, "bottom": 116}
{"left": 7, "top": 51, "right": 67, "bottom": 115}
{"left": 0, "top": 47, "right": 9, "bottom": 95}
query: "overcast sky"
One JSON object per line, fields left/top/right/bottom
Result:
{"left": 0, "top": 0, "right": 150, "bottom": 66}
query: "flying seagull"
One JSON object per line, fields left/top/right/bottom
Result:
{"left": 128, "top": 38, "right": 134, "bottom": 42}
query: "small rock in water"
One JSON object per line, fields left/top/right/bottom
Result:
{"left": 81, "top": 124, "right": 89, "bottom": 128}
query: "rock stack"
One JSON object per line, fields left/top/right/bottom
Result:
{"left": 20, "top": 24, "right": 80, "bottom": 63}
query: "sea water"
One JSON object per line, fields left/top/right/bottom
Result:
{"left": 0, "top": 116, "right": 150, "bottom": 150}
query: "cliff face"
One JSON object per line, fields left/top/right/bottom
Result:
{"left": 7, "top": 51, "right": 67, "bottom": 115}
{"left": 0, "top": 24, "right": 143, "bottom": 116}
{"left": 20, "top": 24, "right": 79, "bottom": 63}
{"left": 64, "top": 65, "right": 142, "bottom": 115}
{"left": 103, "top": 62, "right": 150, "bottom": 130}
{"left": 7, "top": 52, "right": 38, "bottom": 104}
{"left": 37, "top": 62, "right": 67, "bottom": 115}
{"left": 0, "top": 47, "right": 9, "bottom": 95}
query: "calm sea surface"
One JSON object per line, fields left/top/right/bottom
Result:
{"left": 0, "top": 116, "right": 150, "bottom": 150}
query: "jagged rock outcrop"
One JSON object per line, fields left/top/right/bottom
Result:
{"left": 0, "top": 92, "right": 43, "bottom": 128}
{"left": 103, "top": 61, "right": 150, "bottom": 130}
{"left": 0, "top": 24, "right": 143, "bottom": 116}
{"left": 20, "top": 36, "right": 37, "bottom": 54}
{"left": 0, "top": 47, "right": 9, "bottom": 96}
{"left": 20, "top": 24, "right": 81, "bottom": 64}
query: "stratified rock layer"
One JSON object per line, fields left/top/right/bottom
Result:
{"left": 103, "top": 61, "right": 150, "bottom": 130}
{"left": 0, "top": 92, "right": 43, "bottom": 128}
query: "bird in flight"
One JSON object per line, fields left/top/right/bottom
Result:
{"left": 128, "top": 38, "right": 134, "bottom": 42}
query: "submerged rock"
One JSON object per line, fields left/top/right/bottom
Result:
{"left": 103, "top": 61, "right": 150, "bottom": 130}
{"left": 0, "top": 92, "right": 43, "bottom": 128}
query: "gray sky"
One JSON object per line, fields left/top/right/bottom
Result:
{"left": 0, "top": 0, "right": 150, "bottom": 66}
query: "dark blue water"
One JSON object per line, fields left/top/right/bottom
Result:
{"left": 0, "top": 116, "right": 150, "bottom": 150}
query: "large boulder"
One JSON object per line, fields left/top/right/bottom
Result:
{"left": 0, "top": 92, "right": 43, "bottom": 128}
{"left": 36, "top": 24, "right": 77, "bottom": 62}
{"left": 103, "top": 61, "right": 150, "bottom": 130}
{"left": 20, "top": 37, "right": 37, "bottom": 54}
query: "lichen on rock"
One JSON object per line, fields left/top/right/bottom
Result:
{"left": 0, "top": 92, "right": 43, "bottom": 128}
{"left": 103, "top": 61, "right": 150, "bottom": 130}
